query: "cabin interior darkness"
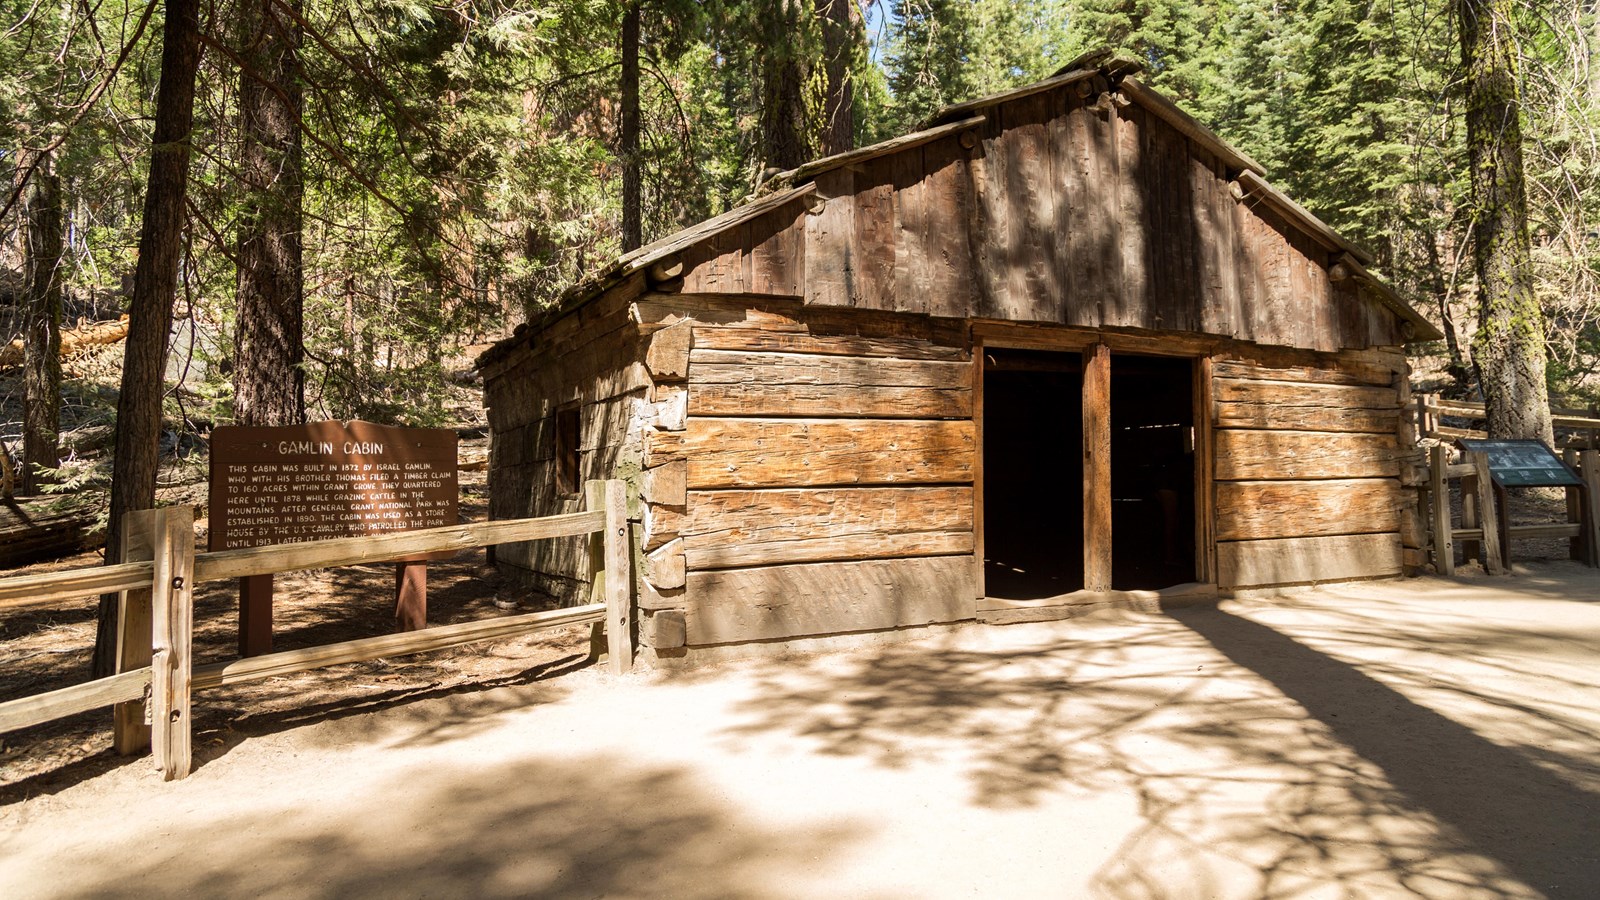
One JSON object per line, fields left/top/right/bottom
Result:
{"left": 1109, "top": 354, "right": 1195, "bottom": 590}
{"left": 983, "top": 349, "right": 1085, "bottom": 599}
{"left": 982, "top": 349, "right": 1197, "bottom": 600}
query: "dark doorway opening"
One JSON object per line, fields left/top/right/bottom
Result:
{"left": 1110, "top": 354, "right": 1195, "bottom": 589}
{"left": 982, "top": 349, "right": 1084, "bottom": 600}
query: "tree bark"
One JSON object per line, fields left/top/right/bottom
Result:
{"left": 760, "top": 0, "right": 811, "bottom": 172}
{"left": 20, "top": 152, "right": 62, "bottom": 495}
{"left": 620, "top": 2, "right": 642, "bottom": 252}
{"left": 234, "top": 0, "right": 306, "bottom": 427}
{"left": 94, "top": 0, "right": 202, "bottom": 678}
{"left": 1458, "top": 0, "right": 1552, "bottom": 443}
{"left": 816, "top": 0, "right": 856, "bottom": 156}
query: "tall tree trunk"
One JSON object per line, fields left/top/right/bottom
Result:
{"left": 93, "top": 0, "right": 203, "bottom": 678}
{"left": 20, "top": 151, "right": 62, "bottom": 495}
{"left": 620, "top": 2, "right": 642, "bottom": 252}
{"left": 1458, "top": 0, "right": 1552, "bottom": 443}
{"left": 761, "top": 0, "right": 811, "bottom": 173}
{"left": 235, "top": 0, "right": 305, "bottom": 427}
{"left": 816, "top": 0, "right": 856, "bottom": 156}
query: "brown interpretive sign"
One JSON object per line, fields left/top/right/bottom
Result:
{"left": 208, "top": 420, "right": 458, "bottom": 551}
{"left": 208, "top": 421, "right": 459, "bottom": 656}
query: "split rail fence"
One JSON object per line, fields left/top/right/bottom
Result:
{"left": 1415, "top": 394, "right": 1600, "bottom": 446}
{"left": 0, "top": 479, "right": 632, "bottom": 782}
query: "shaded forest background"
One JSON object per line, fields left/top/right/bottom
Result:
{"left": 2, "top": 0, "right": 1599, "bottom": 496}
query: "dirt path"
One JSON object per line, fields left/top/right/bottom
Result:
{"left": 4, "top": 565, "right": 1599, "bottom": 899}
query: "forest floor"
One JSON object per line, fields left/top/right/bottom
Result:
{"left": 2, "top": 564, "right": 1598, "bottom": 899}
{"left": 0, "top": 444, "right": 594, "bottom": 792}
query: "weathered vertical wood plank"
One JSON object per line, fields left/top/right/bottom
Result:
{"left": 805, "top": 168, "right": 855, "bottom": 308}
{"left": 1469, "top": 451, "right": 1504, "bottom": 575}
{"left": 1114, "top": 101, "right": 1148, "bottom": 327}
{"left": 1582, "top": 450, "right": 1600, "bottom": 568}
{"left": 1194, "top": 355, "right": 1216, "bottom": 583}
{"left": 1565, "top": 447, "right": 1584, "bottom": 560}
{"left": 854, "top": 157, "right": 897, "bottom": 311}
{"left": 893, "top": 144, "right": 932, "bottom": 315}
{"left": 749, "top": 201, "right": 806, "bottom": 297}
{"left": 922, "top": 134, "right": 977, "bottom": 318}
{"left": 1083, "top": 343, "right": 1112, "bottom": 590}
{"left": 585, "top": 480, "right": 606, "bottom": 603}
{"left": 1002, "top": 92, "right": 1059, "bottom": 322}
{"left": 604, "top": 479, "right": 633, "bottom": 674}
{"left": 150, "top": 507, "right": 194, "bottom": 781}
{"left": 965, "top": 114, "right": 1009, "bottom": 318}
{"left": 1430, "top": 444, "right": 1454, "bottom": 576}
{"left": 1195, "top": 150, "right": 1236, "bottom": 336}
{"left": 1461, "top": 471, "right": 1482, "bottom": 564}
{"left": 973, "top": 338, "right": 986, "bottom": 599}
{"left": 113, "top": 509, "right": 158, "bottom": 755}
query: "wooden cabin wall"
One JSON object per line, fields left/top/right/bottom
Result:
{"left": 1210, "top": 348, "right": 1412, "bottom": 588}
{"left": 632, "top": 292, "right": 977, "bottom": 649}
{"left": 482, "top": 283, "right": 649, "bottom": 598}
{"left": 677, "top": 87, "right": 1405, "bottom": 354}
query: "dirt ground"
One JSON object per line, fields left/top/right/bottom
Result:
{"left": 0, "top": 453, "right": 592, "bottom": 792}
{"left": 2, "top": 563, "right": 1598, "bottom": 899}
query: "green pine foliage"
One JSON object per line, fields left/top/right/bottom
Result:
{"left": 4, "top": 0, "right": 1600, "bottom": 438}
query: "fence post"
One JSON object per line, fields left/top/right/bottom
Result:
{"left": 584, "top": 480, "right": 607, "bottom": 662}
{"left": 1582, "top": 450, "right": 1600, "bottom": 568}
{"left": 1467, "top": 450, "right": 1503, "bottom": 575}
{"left": 150, "top": 507, "right": 195, "bottom": 781}
{"left": 1430, "top": 444, "right": 1454, "bottom": 576}
{"left": 113, "top": 509, "right": 160, "bottom": 754}
{"left": 603, "top": 479, "right": 633, "bottom": 675}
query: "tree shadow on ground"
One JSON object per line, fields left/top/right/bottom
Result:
{"left": 703, "top": 596, "right": 1600, "bottom": 898}
{"left": 46, "top": 755, "right": 864, "bottom": 900}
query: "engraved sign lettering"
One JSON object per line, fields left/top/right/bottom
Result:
{"left": 208, "top": 421, "right": 458, "bottom": 552}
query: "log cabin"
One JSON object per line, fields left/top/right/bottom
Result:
{"left": 478, "top": 55, "right": 1441, "bottom": 663}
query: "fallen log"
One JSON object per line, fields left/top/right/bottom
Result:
{"left": 0, "top": 496, "right": 100, "bottom": 569}
{"left": 0, "top": 315, "right": 130, "bottom": 370}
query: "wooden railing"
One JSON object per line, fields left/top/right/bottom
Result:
{"left": 1426, "top": 444, "right": 1600, "bottom": 575}
{"left": 0, "top": 479, "right": 632, "bottom": 781}
{"left": 1415, "top": 394, "right": 1600, "bottom": 445}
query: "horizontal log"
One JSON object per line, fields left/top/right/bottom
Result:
{"left": 0, "top": 561, "right": 155, "bottom": 612}
{"left": 683, "top": 418, "right": 976, "bottom": 488}
{"left": 1217, "top": 533, "right": 1403, "bottom": 588}
{"left": 690, "top": 350, "right": 971, "bottom": 388}
{"left": 0, "top": 667, "right": 151, "bottom": 735}
{"left": 1214, "top": 430, "right": 1402, "bottom": 480}
{"left": 1212, "top": 358, "right": 1392, "bottom": 387}
{"left": 692, "top": 531, "right": 973, "bottom": 570}
{"left": 685, "top": 556, "right": 975, "bottom": 645}
{"left": 644, "top": 429, "right": 686, "bottom": 467}
{"left": 1215, "top": 478, "right": 1401, "bottom": 541}
{"left": 691, "top": 326, "right": 966, "bottom": 360}
{"left": 193, "top": 604, "right": 606, "bottom": 690}
{"left": 682, "top": 486, "right": 972, "bottom": 569}
{"left": 195, "top": 511, "right": 604, "bottom": 582}
{"left": 1507, "top": 523, "right": 1583, "bottom": 539}
{"left": 687, "top": 350, "right": 972, "bottom": 418}
{"left": 1214, "top": 379, "right": 1400, "bottom": 434}
{"left": 691, "top": 384, "right": 971, "bottom": 419}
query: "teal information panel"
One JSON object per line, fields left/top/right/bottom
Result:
{"left": 1457, "top": 438, "right": 1582, "bottom": 488}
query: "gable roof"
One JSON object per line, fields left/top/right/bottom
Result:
{"left": 485, "top": 57, "right": 1439, "bottom": 366}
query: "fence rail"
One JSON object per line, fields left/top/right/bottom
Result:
{"left": 0, "top": 479, "right": 632, "bottom": 781}
{"left": 1415, "top": 394, "right": 1600, "bottom": 444}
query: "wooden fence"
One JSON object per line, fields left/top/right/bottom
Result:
{"left": 1426, "top": 444, "right": 1600, "bottom": 575}
{"left": 1415, "top": 394, "right": 1600, "bottom": 445}
{"left": 0, "top": 479, "right": 632, "bottom": 782}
